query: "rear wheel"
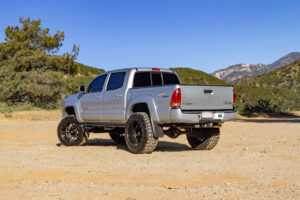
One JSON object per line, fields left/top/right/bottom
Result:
{"left": 57, "top": 116, "right": 88, "bottom": 146}
{"left": 125, "top": 112, "right": 158, "bottom": 154}
{"left": 109, "top": 128, "right": 125, "bottom": 145}
{"left": 186, "top": 128, "right": 220, "bottom": 150}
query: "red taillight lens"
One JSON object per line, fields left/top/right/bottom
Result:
{"left": 233, "top": 89, "right": 236, "bottom": 107}
{"left": 152, "top": 68, "right": 160, "bottom": 71}
{"left": 170, "top": 88, "right": 181, "bottom": 108}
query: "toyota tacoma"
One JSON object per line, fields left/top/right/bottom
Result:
{"left": 57, "top": 68, "right": 237, "bottom": 154}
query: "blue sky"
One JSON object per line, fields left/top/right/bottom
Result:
{"left": 1, "top": 0, "right": 300, "bottom": 73}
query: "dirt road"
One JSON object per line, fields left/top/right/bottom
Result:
{"left": 0, "top": 117, "right": 299, "bottom": 199}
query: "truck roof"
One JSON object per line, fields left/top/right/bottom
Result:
{"left": 99, "top": 67, "right": 175, "bottom": 75}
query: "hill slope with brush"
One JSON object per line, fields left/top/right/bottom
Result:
{"left": 234, "top": 59, "right": 300, "bottom": 95}
{"left": 174, "top": 68, "right": 300, "bottom": 114}
{"left": 174, "top": 68, "right": 229, "bottom": 85}
{"left": 0, "top": 17, "right": 104, "bottom": 111}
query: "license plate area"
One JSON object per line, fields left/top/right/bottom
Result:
{"left": 202, "top": 112, "right": 213, "bottom": 119}
{"left": 199, "top": 112, "right": 224, "bottom": 120}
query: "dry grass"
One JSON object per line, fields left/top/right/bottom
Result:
{"left": 0, "top": 110, "right": 61, "bottom": 122}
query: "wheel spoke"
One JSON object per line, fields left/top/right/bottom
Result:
{"left": 57, "top": 116, "right": 87, "bottom": 146}
{"left": 65, "top": 123, "right": 79, "bottom": 142}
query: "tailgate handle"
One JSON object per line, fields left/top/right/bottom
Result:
{"left": 204, "top": 89, "right": 213, "bottom": 94}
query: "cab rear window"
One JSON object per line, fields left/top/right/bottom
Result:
{"left": 162, "top": 72, "right": 180, "bottom": 85}
{"left": 133, "top": 72, "right": 179, "bottom": 88}
{"left": 133, "top": 72, "right": 151, "bottom": 87}
{"left": 152, "top": 73, "right": 162, "bottom": 86}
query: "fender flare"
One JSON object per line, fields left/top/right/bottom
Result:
{"left": 126, "top": 95, "right": 164, "bottom": 138}
{"left": 63, "top": 103, "right": 83, "bottom": 123}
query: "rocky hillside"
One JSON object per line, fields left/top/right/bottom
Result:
{"left": 212, "top": 52, "right": 300, "bottom": 82}
{"left": 269, "top": 52, "right": 300, "bottom": 70}
{"left": 212, "top": 63, "right": 269, "bottom": 82}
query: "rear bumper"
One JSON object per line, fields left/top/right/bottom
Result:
{"left": 170, "top": 108, "right": 238, "bottom": 124}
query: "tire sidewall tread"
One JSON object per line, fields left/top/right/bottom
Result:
{"left": 187, "top": 128, "right": 220, "bottom": 150}
{"left": 125, "top": 112, "right": 158, "bottom": 154}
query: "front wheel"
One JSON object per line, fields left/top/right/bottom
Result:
{"left": 125, "top": 112, "right": 158, "bottom": 154}
{"left": 57, "top": 116, "right": 88, "bottom": 146}
{"left": 186, "top": 128, "right": 220, "bottom": 150}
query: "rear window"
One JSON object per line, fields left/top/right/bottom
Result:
{"left": 134, "top": 72, "right": 151, "bottom": 87}
{"left": 152, "top": 73, "right": 162, "bottom": 86}
{"left": 107, "top": 72, "right": 126, "bottom": 91}
{"left": 163, "top": 73, "right": 180, "bottom": 85}
{"left": 134, "top": 71, "right": 179, "bottom": 88}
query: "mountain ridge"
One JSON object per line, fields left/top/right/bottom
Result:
{"left": 212, "top": 52, "right": 300, "bottom": 82}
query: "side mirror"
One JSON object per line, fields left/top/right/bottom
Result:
{"left": 79, "top": 85, "right": 85, "bottom": 92}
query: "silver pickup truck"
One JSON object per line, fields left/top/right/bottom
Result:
{"left": 57, "top": 67, "right": 237, "bottom": 154}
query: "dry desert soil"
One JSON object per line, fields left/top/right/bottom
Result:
{"left": 0, "top": 111, "right": 299, "bottom": 199}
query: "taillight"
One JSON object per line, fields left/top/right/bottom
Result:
{"left": 152, "top": 68, "right": 160, "bottom": 71}
{"left": 170, "top": 88, "right": 181, "bottom": 108}
{"left": 233, "top": 89, "right": 236, "bottom": 107}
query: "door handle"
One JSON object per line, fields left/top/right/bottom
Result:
{"left": 204, "top": 89, "right": 213, "bottom": 94}
{"left": 115, "top": 94, "right": 123, "bottom": 98}
{"left": 96, "top": 95, "right": 102, "bottom": 99}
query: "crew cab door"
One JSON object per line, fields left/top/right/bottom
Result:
{"left": 100, "top": 72, "right": 126, "bottom": 122}
{"left": 79, "top": 74, "right": 107, "bottom": 122}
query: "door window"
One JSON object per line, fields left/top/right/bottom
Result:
{"left": 87, "top": 74, "right": 107, "bottom": 93}
{"left": 107, "top": 72, "right": 126, "bottom": 91}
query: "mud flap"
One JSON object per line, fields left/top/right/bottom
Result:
{"left": 151, "top": 120, "right": 164, "bottom": 138}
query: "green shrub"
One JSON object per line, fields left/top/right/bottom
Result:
{"left": 243, "top": 99, "right": 279, "bottom": 113}
{"left": 235, "top": 85, "right": 300, "bottom": 114}
{"left": 0, "top": 47, "right": 102, "bottom": 109}
{"left": 0, "top": 17, "right": 105, "bottom": 111}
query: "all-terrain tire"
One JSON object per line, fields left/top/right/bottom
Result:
{"left": 186, "top": 128, "right": 220, "bottom": 150}
{"left": 125, "top": 112, "right": 158, "bottom": 154}
{"left": 109, "top": 128, "right": 125, "bottom": 145}
{"left": 57, "top": 115, "right": 88, "bottom": 146}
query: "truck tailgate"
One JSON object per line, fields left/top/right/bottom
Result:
{"left": 180, "top": 85, "right": 234, "bottom": 110}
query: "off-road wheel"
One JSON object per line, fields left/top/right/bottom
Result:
{"left": 109, "top": 128, "right": 125, "bottom": 145}
{"left": 57, "top": 115, "right": 89, "bottom": 146}
{"left": 125, "top": 112, "right": 158, "bottom": 154}
{"left": 186, "top": 128, "right": 220, "bottom": 150}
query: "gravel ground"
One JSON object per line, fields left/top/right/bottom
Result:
{"left": 0, "top": 117, "right": 299, "bottom": 199}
